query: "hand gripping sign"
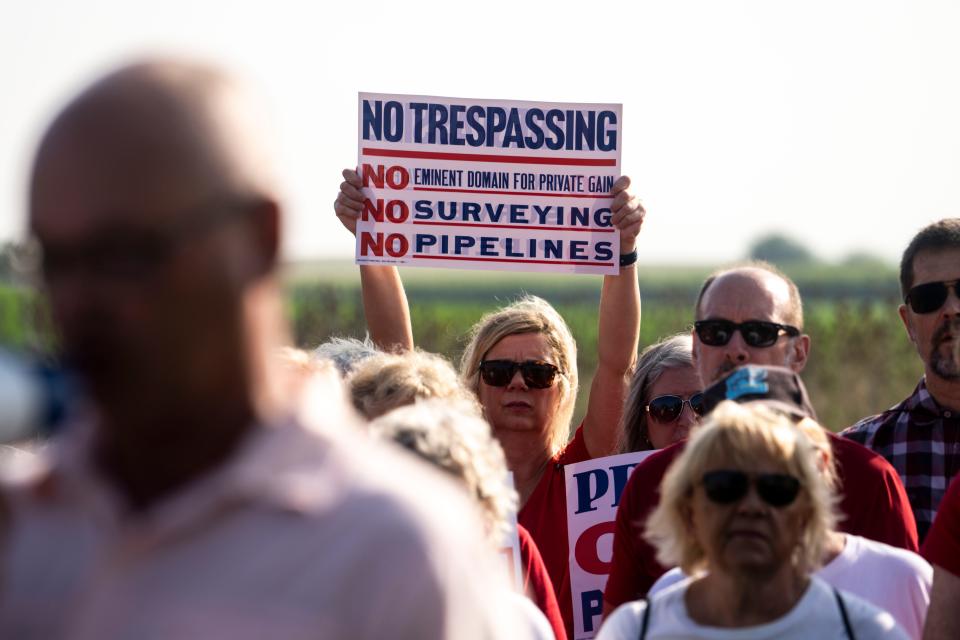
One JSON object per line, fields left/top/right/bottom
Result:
{"left": 356, "top": 93, "right": 622, "bottom": 275}
{"left": 565, "top": 450, "right": 654, "bottom": 639}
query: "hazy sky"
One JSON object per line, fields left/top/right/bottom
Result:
{"left": 3, "top": 0, "right": 957, "bottom": 265}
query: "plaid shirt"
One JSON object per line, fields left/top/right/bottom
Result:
{"left": 842, "top": 377, "right": 960, "bottom": 542}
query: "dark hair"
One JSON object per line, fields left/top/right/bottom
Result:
{"left": 900, "top": 219, "right": 960, "bottom": 298}
{"left": 695, "top": 261, "right": 803, "bottom": 329}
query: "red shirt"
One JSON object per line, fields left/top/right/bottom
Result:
{"left": 603, "top": 432, "right": 920, "bottom": 609}
{"left": 518, "top": 524, "right": 566, "bottom": 640}
{"left": 922, "top": 472, "right": 960, "bottom": 576}
{"left": 518, "top": 425, "right": 590, "bottom": 640}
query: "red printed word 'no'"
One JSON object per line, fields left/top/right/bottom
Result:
{"left": 363, "top": 164, "right": 410, "bottom": 190}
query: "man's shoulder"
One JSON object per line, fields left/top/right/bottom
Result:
{"left": 840, "top": 380, "right": 925, "bottom": 443}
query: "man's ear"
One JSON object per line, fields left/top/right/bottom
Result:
{"left": 787, "top": 334, "right": 811, "bottom": 373}
{"left": 247, "top": 198, "right": 280, "bottom": 277}
{"left": 899, "top": 304, "right": 917, "bottom": 345}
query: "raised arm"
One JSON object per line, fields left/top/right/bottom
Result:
{"left": 581, "top": 176, "right": 644, "bottom": 458}
{"left": 334, "top": 168, "right": 414, "bottom": 352}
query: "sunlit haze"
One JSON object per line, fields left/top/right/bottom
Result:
{"left": 3, "top": 0, "right": 958, "bottom": 265}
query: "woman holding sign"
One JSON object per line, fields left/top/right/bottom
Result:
{"left": 335, "top": 167, "right": 644, "bottom": 637}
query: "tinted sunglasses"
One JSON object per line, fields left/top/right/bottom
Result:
{"left": 905, "top": 280, "right": 960, "bottom": 314}
{"left": 701, "top": 470, "right": 801, "bottom": 507}
{"left": 646, "top": 393, "right": 706, "bottom": 423}
{"left": 694, "top": 320, "right": 800, "bottom": 348}
{"left": 478, "top": 360, "right": 560, "bottom": 389}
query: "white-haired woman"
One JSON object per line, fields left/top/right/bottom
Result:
{"left": 336, "top": 168, "right": 644, "bottom": 637}
{"left": 598, "top": 402, "right": 907, "bottom": 639}
{"left": 618, "top": 334, "right": 703, "bottom": 453}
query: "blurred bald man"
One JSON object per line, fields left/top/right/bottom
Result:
{"left": 0, "top": 60, "right": 522, "bottom": 640}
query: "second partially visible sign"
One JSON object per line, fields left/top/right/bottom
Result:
{"left": 356, "top": 93, "right": 622, "bottom": 275}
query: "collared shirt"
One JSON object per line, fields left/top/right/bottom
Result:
{"left": 0, "top": 393, "right": 522, "bottom": 639}
{"left": 842, "top": 378, "right": 960, "bottom": 542}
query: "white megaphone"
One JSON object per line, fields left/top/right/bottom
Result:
{"left": 0, "top": 350, "right": 72, "bottom": 444}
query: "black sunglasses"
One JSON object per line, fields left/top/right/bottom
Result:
{"left": 478, "top": 360, "right": 560, "bottom": 389}
{"left": 694, "top": 319, "right": 800, "bottom": 348}
{"left": 646, "top": 393, "right": 706, "bottom": 423}
{"left": 701, "top": 470, "right": 801, "bottom": 507}
{"left": 905, "top": 280, "right": 960, "bottom": 314}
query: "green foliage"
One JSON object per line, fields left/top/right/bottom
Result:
{"left": 0, "top": 263, "right": 923, "bottom": 434}
{"left": 748, "top": 233, "right": 816, "bottom": 265}
{"left": 285, "top": 263, "right": 920, "bottom": 433}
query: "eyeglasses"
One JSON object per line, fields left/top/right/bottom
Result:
{"left": 31, "top": 198, "right": 258, "bottom": 284}
{"left": 694, "top": 320, "right": 800, "bottom": 348}
{"left": 646, "top": 393, "right": 705, "bottom": 423}
{"left": 478, "top": 360, "right": 560, "bottom": 389}
{"left": 905, "top": 280, "right": 960, "bottom": 314}
{"left": 701, "top": 470, "right": 801, "bottom": 507}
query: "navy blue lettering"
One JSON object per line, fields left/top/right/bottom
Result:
{"left": 524, "top": 109, "right": 545, "bottom": 149}
{"left": 449, "top": 105, "right": 466, "bottom": 146}
{"left": 595, "top": 241, "right": 614, "bottom": 262}
{"left": 502, "top": 109, "right": 525, "bottom": 148}
{"left": 428, "top": 104, "right": 448, "bottom": 144}
{"left": 573, "top": 469, "right": 609, "bottom": 514}
{"left": 466, "top": 106, "right": 485, "bottom": 147}
{"left": 485, "top": 107, "right": 507, "bottom": 147}
{"left": 545, "top": 109, "right": 564, "bottom": 150}
{"left": 414, "top": 200, "right": 433, "bottom": 219}
{"left": 409, "top": 102, "right": 428, "bottom": 144}
{"left": 598, "top": 111, "right": 618, "bottom": 151}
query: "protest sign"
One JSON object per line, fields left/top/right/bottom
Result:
{"left": 356, "top": 93, "right": 622, "bottom": 275}
{"left": 565, "top": 450, "right": 655, "bottom": 639}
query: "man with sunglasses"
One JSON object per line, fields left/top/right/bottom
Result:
{"left": 602, "top": 264, "right": 918, "bottom": 615}
{"left": 0, "top": 60, "right": 521, "bottom": 639}
{"left": 843, "top": 219, "right": 960, "bottom": 544}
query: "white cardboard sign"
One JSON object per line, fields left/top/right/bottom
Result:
{"left": 356, "top": 93, "right": 622, "bottom": 275}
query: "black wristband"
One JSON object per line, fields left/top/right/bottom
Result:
{"left": 619, "top": 250, "right": 638, "bottom": 267}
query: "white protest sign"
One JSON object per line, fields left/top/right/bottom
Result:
{"left": 565, "top": 450, "right": 655, "bottom": 639}
{"left": 356, "top": 93, "right": 622, "bottom": 275}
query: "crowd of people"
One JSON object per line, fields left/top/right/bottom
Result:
{"left": 1, "top": 57, "right": 959, "bottom": 639}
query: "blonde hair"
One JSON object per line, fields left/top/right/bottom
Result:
{"left": 348, "top": 349, "right": 479, "bottom": 420}
{"left": 368, "top": 399, "right": 517, "bottom": 544}
{"left": 459, "top": 296, "right": 578, "bottom": 457}
{"left": 645, "top": 401, "right": 838, "bottom": 576}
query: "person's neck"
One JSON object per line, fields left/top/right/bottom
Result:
{"left": 97, "top": 283, "right": 294, "bottom": 512}
{"left": 496, "top": 429, "right": 552, "bottom": 507}
{"left": 924, "top": 370, "right": 960, "bottom": 412}
{"left": 686, "top": 567, "right": 809, "bottom": 628}
{"left": 821, "top": 530, "right": 846, "bottom": 565}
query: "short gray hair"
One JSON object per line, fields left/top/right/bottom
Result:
{"left": 368, "top": 399, "right": 517, "bottom": 544}
{"left": 313, "top": 336, "right": 380, "bottom": 377}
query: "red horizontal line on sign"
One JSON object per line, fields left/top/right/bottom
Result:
{"left": 412, "top": 186, "right": 613, "bottom": 199}
{"left": 362, "top": 147, "right": 617, "bottom": 167}
{"left": 413, "top": 254, "right": 615, "bottom": 266}
{"left": 411, "top": 221, "right": 615, "bottom": 233}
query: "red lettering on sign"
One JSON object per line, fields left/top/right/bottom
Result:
{"left": 362, "top": 164, "right": 409, "bottom": 190}
{"left": 574, "top": 521, "right": 616, "bottom": 575}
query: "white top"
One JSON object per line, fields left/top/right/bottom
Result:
{"left": 649, "top": 534, "right": 931, "bottom": 639}
{"left": 599, "top": 575, "right": 907, "bottom": 639}
{"left": 0, "top": 378, "right": 525, "bottom": 640}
